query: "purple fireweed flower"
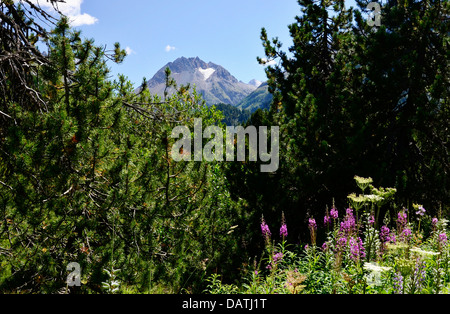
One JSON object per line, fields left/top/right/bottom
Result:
{"left": 273, "top": 252, "right": 283, "bottom": 264}
{"left": 330, "top": 207, "right": 339, "bottom": 220}
{"left": 337, "top": 236, "right": 347, "bottom": 250}
{"left": 340, "top": 211, "right": 356, "bottom": 235}
{"left": 308, "top": 218, "right": 317, "bottom": 230}
{"left": 349, "top": 237, "right": 366, "bottom": 262}
{"left": 397, "top": 211, "right": 408, "bottom": 228}
{"left": 324, "top": 215, "right": 331, "bottom": 226}
{"left": 432, "top": 218, "right": 438, "bottom": 229}
{"left": 380, "top": 225, "right": 390, "bottom": 243}
{"left": 369, "top": 215, "right": 375, "bottom": 225}
{"left": 398, "top": 228, "right": 413, "bottom": 244}
{"left": 439, "top": 233, "right": 448, "bottom": 246}
{"left": 280, "top": 212, "right": 288, "bottom": 238}
{"left": 309, "top": 218, "right": 317, "bottom": 245}
{"left": 266, "top": 252, "right": 283, "bottom": 269}
{"left": 358, "top": 237, "right": 366, "bottom": 259}
{"left": 280, "top": 224, "right": 288, "bottom": 238}
{"left": 401, "top": 228, "right": 412, "bottom": 242}
{"left": 261, "top": 218, "right": 271, "bottom": 239}
{"left": 380, "top": 225, "right": 391, "bottom": 255}
{"left": 346, "top": 208, "right": 354, "bottom": 217}
{"left": 390, "top": 233, "right": 397, "bottom": 244}
{"left": 322, "top": 242, "right": 328, "bottom": 251}
{"left": 349, "top": 237, "right": 358, "bottom": 260}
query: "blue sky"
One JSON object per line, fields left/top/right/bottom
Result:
{"left": 72, "top": 0, "right": 301, "bottom": 86}
{"left": 32, "top": 0, "right": 360, "bottom": 86}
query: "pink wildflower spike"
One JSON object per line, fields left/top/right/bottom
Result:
{"left": 260, "top": 217, "right": 271, "bottom": 239}
{"left": 330, "top": 207, "right": 338, "bottom": 220}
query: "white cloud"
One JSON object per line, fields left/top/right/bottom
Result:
{"left": 261, "top": 58, "right": 277, "bottom": 67}
{"left": 125, "top": 46, "right": 135, "bottom": 56}
{"left": 27, "top": 0, "right": 98, "bottom": 27}
{"left": 165, "top": 45, "right": 176, "bottom": 52}
{"left": 69, "top": 13, "right": 98, "bottom": 27}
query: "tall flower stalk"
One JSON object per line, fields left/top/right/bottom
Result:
{"left": 380, "top": 225, "right": 391, "bottom": 255}
{"left": 407, "top": 258, "right": 426, "bottom": 294}
{"left": 261, "top": 216, "right": 272, "bottom": 244}
{"left": 393, "top": 272, "right": 404, "bottom": 294}
{"left": 308, "top": 218, "right": 317, "bottom": 246}
{"left": 280, "top": 212, "right": 288, "bottom": 243}
{"left": 414, "top": 204, "right": 426, "bottom": 233}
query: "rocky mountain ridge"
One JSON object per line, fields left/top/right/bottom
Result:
{"left": 145, "top": 57, "right": 258, "bottom": 106}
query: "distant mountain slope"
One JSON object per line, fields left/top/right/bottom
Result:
{"left": 213, "top": 103, "right": 251, "bottom": 126}
{"left": 236, "top": 82, "right": 273, "bottom": 113}
{"left": 145, "top": 57, "right": 257, "bottom": 106}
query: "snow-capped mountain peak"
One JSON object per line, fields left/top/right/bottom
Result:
{"left": 145, "top": 57, "right": 257, "bottom": 106}
{"left": 248, "top": 79, "right": 263, "bottom": 88}
{"left": 198, "top": 67, "right": 216, "bottom": 81}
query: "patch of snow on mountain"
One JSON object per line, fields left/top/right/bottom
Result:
{"left": 249, "top": 79, "right": 263, "bottom": 88}
{"left": 198, "top": 68, "right": 216, "bottom": 81}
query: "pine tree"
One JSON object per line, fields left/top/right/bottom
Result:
{"left": 352, "top": 0, "right": 449, "bottom": 207}
{"left": 1, "top": 5, "right": 243, "bottom": 292}
{"left": 0, "top": 15, "right": 128, "bottom": 292}
{"left": 235, "top": 0, "right": 449, "bottom": 241}
{"left": 255, "top": 0, "right": 358, "bottom": 232}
